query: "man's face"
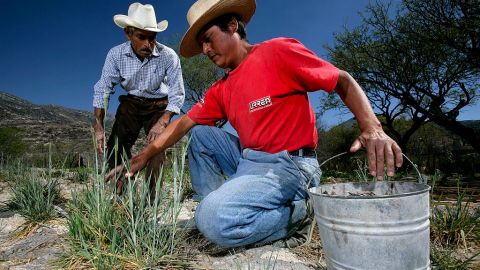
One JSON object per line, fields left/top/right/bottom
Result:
{"left": 197, "top": 25, "right": 236, "bottom": 69}
{"left": 126, "top": 28, "right": 157, "bottom": 60}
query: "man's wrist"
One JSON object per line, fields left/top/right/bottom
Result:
{"left": 164, "top": 110, "right": 175, "bottom": 119}
{"left": 159, "top": 111, "right": 174, "bottom": 126}
{"left": 93, "top": 121, "right": 104, "bottom": 132}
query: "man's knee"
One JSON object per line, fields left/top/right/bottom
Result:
{"left": 190, "top": 125, "right": 214, "bottom": 143}
{"left": 188, "top": 125, "right": 220, "bottom": 154}
{"left": 195, "top": 195, "right": 239, "bottom": 247}
{"left": 195, "top": 196, "right": 222, "bottom": 240}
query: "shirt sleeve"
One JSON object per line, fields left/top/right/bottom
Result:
{"left": 93, "top": 48, "right": 121, "bottom": 109}
{"left": 187, "top": 82, "right": 225, "bottom": 125}
{"left": 275, "top": 38, "right": 339, "bottom": 93}
{"left": 164, "top": 52, "right": 185, "bottom": 114}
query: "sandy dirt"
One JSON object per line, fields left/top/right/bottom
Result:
{"left": 2, "top": 176, "right": 478, "bottom": 269}
{"left": 0, "top": 179, "right": 326, "bottom": 270}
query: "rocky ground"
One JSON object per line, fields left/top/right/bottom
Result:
{"left": 2, "top": 174, "right": 479, "bottom": 270}
{"left": 0, "top": 178, "right": 327, "bottom": 270}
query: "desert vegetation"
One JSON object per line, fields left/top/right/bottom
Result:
{"left": 0, "top": 120, "right": 479, "bottom": 269}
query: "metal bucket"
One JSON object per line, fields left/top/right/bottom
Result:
{"left": 308, "top": 154, "right": 431, "bottom": 270}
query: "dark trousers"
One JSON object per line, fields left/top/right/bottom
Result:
{"left": 107, "top": 94, "right": 168, "bottom": 192}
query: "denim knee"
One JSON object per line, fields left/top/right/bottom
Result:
{"left": 188, "top": 125, "right": 209, "bottom": 152}
{"left": 194, "top": 195, "right": 229, "bottom": 246}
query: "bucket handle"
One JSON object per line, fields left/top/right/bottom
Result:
{"left": 317, "top": 152, "right": 426, "bottom": 184}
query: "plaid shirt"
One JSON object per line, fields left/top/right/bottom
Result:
{"left": 93, "top": 41, "right": 185, "bottom": 114}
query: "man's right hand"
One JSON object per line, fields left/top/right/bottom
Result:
{"left": 93, "top": 108, "right": 106, "bottom": 156}
{"left": 105, "top": 152, "right": 149, "bottom": 182}
{"left": 94, "top": 126, "right": 106, "bottom": 156}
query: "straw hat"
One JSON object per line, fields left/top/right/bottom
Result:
{"left": 113, "top": 2, "right": 168, "bottom": 33}
{"left": 180, "top": 0, "right": 256, "bottom": 57}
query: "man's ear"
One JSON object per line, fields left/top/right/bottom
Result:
{"left": 124, "top": 28, "right": 132, "bottom": 41}
{"left": 227, "top": 17, "right": 238, "bottom": 34}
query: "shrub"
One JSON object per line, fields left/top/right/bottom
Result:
{"left": 6, "top": 172, "right": 61, "bottom": 224}
{"left": 430, "top": 191, "right": 479, "bottom": 248}
{"left": 0, "top": 127, "right": 26, "bottom": 160}
{"left": 60, "top": 144, "right": 192, "bottom": 269}
{"left": 431, "top": 246, "right": 480, "bottom": 270}
{"left": 71, "top": 167, "right": 91, "bottom": 182}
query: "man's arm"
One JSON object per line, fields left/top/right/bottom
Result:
{"left": 107, "top": 114, "right": 197, "bottom": 180}
{"left": 92, "top": 48, "right": 121, "bottom": 154}
{"left": 93, "top": 108, "right": 106, "bottom": 155}
{"left": 93, "top": 48, "right": 120, "bottom": 109}
{"left": 335, "top": 70, "right": 403, "bottom": 179}
{"left": 164, "top": 51, "right": 186, "bottom": 115}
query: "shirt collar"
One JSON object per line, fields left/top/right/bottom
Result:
{"left": 151, "top": 42, "right": 161, "bottom": 57}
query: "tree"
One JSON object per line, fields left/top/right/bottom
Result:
{"left": 180, "top": 54, "right": 228, "bottom": 127}
{"left": 323, "top": 0, "right": 480, "bottom": 153}
{"left": 0, "top": 127, "right": 26, "bottom": 160}
{"left": 180, "top": 54, "right": 223, "bottom": 111}
{"left": 403, "top": 0, "right": 480, "bottom": 70}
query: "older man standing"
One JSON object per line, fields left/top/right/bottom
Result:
{"left": 93, "top": 2, "right": 185, "bottom": 196}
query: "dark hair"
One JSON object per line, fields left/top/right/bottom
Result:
{"left": 204, "top": 13, "right": 247, "bottom": 40}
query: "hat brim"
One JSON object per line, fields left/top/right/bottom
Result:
{"left": 113, "top": 15, "right": 168, "bottom": 33}
{"left": 180, "top": 0, "right": 256, "bottom": 58}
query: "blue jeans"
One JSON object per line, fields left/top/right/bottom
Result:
{"left": 188, "top": 126, "right": 321, "bottom": 248}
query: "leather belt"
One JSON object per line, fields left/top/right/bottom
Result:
{"left": 126, "top": 94, "right": 167, "bottom": 102}
{"left": 289, "top": 148, "right": 316, "bottom": 157}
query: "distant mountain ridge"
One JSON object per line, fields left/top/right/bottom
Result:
{"left": 0, "top": 91, "right": 93, "bottom": 125}
{"left": 0, "top": 92, "right": 142, "bottom": 165}
{"left": 0, "top": 91, "right": 101, "bottom": 162}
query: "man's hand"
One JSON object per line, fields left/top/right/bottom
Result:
{"left": 105, "top": 153, "right": 149, "bottom": 182}
{"left": 350, "top": 128, "right": 403, "bottom": 180}
{"left": 104, "top": 163, "right": 127, "bottom": 194}
{"left": 148, "top": 112, "right": 174, "bottom": 143}
{"left": 94, "top": 125, "right": 106, "bottom": 156}
{"left": 93, "top": 108, "right": 106, "bottom": 156}
{"left": 148, "top": 120, "right": 168, "bottom": 143}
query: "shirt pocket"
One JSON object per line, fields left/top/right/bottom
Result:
{"left": 142, "top": 64, "right": 162, "bottom": 91}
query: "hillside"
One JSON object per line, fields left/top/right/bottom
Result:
{"left": 0, "top": 91, "right": 100, "bottom": 164}
{"left": 0, "top": 92, "right": 92, "bottom": 125}
{"left": 0, "top": 92, "right": 170, "bottom": 166}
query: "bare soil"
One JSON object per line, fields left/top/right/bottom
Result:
{"left": 1, "top": 176, "right": 479, "bottom": 269}
{"left": 0, "top": 178, "right": 324, "bottom": 270}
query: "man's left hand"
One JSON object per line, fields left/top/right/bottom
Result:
{"left": 148, "top": 120, "right": 168, "bottom": 143}
{"left": 350, "top": 129, "right": 403, "bottom": 180}
{"left": 105, "top": 152, "right": 149, "bottom": 185}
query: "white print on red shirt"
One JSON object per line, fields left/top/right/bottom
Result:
{"left": 249, "top": 96, "right": 272, "bottom": 112}
{"left": 197, "top": 98, "right": 205, "bottom": 108}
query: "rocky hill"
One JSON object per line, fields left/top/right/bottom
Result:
{"left": 0, "top": 91, "right": 100, "bottom": 165}
{"left": 0, "top": 92, "right": 92, "bottom": 125}
{"left": 0, "top": 91, "right": 171, "bottom": 167}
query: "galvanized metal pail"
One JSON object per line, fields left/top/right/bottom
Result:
{"left": 308, "top": 154, "right": 431, "bottom": 270}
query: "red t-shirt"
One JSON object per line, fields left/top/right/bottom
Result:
{"left": 187, "top": 38, "right": 339, "bottom": 153}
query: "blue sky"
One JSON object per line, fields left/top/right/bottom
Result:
{"left": 0, "top": 0, "right": 478, "bottom": 128}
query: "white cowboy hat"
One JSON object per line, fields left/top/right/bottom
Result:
{"left": 180, "top": 0, "right": 256, "bottom": 57}
{"left": 113, "top": 2, "right": 168, "bottom": 33}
